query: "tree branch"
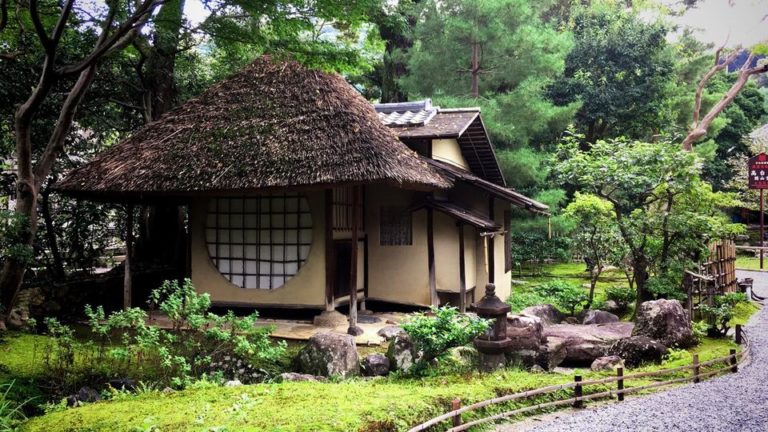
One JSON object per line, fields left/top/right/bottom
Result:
{"left": 682, "top": 48, "right": 767, "bottom": 151}
{"left": 29, "top": 0, "right": 52, "bottom": 51}
{"left": 56, "top": 0, "right": 164, "bottom": 76}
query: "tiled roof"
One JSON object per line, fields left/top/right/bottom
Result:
{"left": 375, "top": 99, "right": 438, "bottom": 127}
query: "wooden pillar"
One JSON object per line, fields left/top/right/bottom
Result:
{"left": 324, "top": 189, "right": 335, "bottom": 311}
{"left": 123, "top": 204, "right": 134, "bottom": 310}
{"left": 487, "top": 197, "right": 495, "bottom": 284}
{"left": 427, "top": 207, "right": 438, "bottom": 306}
{"left": 348, "top": 186, "right": 363, "bottom": 336}
{"left": 458, "top": 223, "right": 466, "bottom": 313}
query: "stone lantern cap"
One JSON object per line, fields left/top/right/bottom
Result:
{"left": 473, "top": 283, "right": 510, "bottom": 317}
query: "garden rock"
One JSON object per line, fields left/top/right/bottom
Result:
{"left": 590, "top": 355, "right": 625, "bottom": 371}
{"left": 633, "top": 299, "right": 695, "bottom": 348}
{"left": 446, "top": 346, "right": 478, "bottom": 369}
{"left": 361, "top": 354, "right": 390, "bottom": 376}
{"left": 280, "top": 373, "right": 327, "bottom": 382}
{"left": 530, "top": 364, "right": 546, "bottom": 373}
{"left": 377, "top": 326, "right": 404, "bottom": 341}
{"left": 296, "top": 332, "right": 360, "bottom": 377}
{"left": 66, "top": 387, "right": 101, "bottom": 407}
{"left": 542, "top": 322, "right": 633, "bottom": 365}
{"left": 609, "top": 336, "right": 668, "bottom": 367}
{"left": 108, "top": 378, "right": 136, "bottom": 391}
{"left": 582, "top": 310, "right": 620, "bottom": 325}
{"left": 506, "top": 349, "right": 539, "bottom": 368}
{"left": 386, "top": 332, "right": 422, "bottom": 372}
{"left": 224, "top": 379, "right": 243, "bottom": 387}
{"left": 603, "top": 300, "right": 621, "bottom": 313}
{"left": 537, "top": 336, "right": 568, "bottom": 370}
{"left": 521, "top": 304, "right": 563, "bottom": 325}
{"left": 506, "top": 314, "right": 544, "bottom": 350}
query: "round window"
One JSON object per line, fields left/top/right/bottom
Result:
{"left": 205, "top": 195, "right": 312, "bottom": 289}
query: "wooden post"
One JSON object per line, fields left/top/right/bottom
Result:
{"left": 427, "top": 207, "right": 438, "bottom": 306}
{"left": 487, "top": 198, "right": 495, "bottom": 284}
{"left": 616, "top": 367, "right": 624, "bottom": 402}
{"left": 324, "top": 189, "right": 335, "bottom": 311}
{"left": 693, "top": 354, "right": 700, "bottom": 383}
{"left": 758, "top": 189, "right": 765, "bottom": 270}
{"left": 735, "top": 324, "right": 743, "bottom": 345}
{"left": 123, "top": 204, "right": 134, "bottom": 310}
{"left": 730, "top": 348, "right": 738, "bottom": 373}
{"left": 573, "top": 375, "right": 583, "bottom": 408}
{"left": 348, "top": 187, "right": 363, "bottom": 336}
{"left": 451, "top": 398, "right": 462, "bottom": 427}
{"left": 458, "top": 223, "right": 466, "bottom": 313}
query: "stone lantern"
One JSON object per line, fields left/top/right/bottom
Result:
{"left": 473, "top": 283, "right": 513, "bottom": 371}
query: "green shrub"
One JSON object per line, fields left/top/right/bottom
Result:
{"left": 538, "top": 280, "right": 588, "bottom": 316}
{"left": 605, "top": 286, "right": 636, "bottom": 310}
{"left": 506, "top": 290, "right": 549, "bottom": 313}
{"left": 1, "top": 381, "right": 30, "bottom": 432}
{"left": 401, "top": 306, "right": 489, "bottom": 373}
{"left": 40, "top": 279, "right": 286, "bottom": 391}
{"left": 697, "top": 292, "right": 750, "bottom": 337}
{"left": 646, "top": 275, "right": 685, "bottom": 301}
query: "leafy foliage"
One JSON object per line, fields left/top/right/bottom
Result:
{"left": 555, "top": 134, "right": 744, "bottom": 302}
{"left": 537, "top": 280, "right": 589, "bottom": 316}
{"left": 697, "top": 293, "right": 750, "bottom": 336}
{"left": 401, "top": 306, "right": 489, "bottom": 367}
{"left": 509, "top": 232, "right": 571, "bottom": 276}
{"left": 0, "top": 381, "right": 29, "bottom": 432}
{"left": 39, "top": 279, "right": 286, "bottom": 391}
{"left": 605, "top": 286, "right": 636, "bottom": 311}
{"left": 402, "top": 0, "right": 577, "bottom": 148}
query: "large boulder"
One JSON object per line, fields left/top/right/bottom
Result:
{"left": 590, "top": 355, "right": 624, "bottom": 372}
{"left": 537, "top": 336, "right": 568, "bottom": 370}
{"left": 520, "top": 304, "right": 563, "bottom": 325}
{"left": 296, "top": 332, "right": 360, "bottom": 378}
{"left": 582, "top": 310, "right": 619, "bottom": 325}
{"left": 377, "top": 326, "right": 404, "bottom": 341}
{"left": 386, "top": 332, "right": 422, "bottom": 372}
{"left": 361, "top": 354, "right": 390, "bottom": 377}
{"left": 280, "top": 372, "right": 327, "bottom": 382}
{"left": 506, "top": 314, "right": 544, "bottom": 350}
{"left": 609, "top": 336, "right": 668, "bottom": 367}
{"left": 633, "top": 300, "right": 695, "bottom": 348}
{"left": 542, "top": 322, "right": 634, "bottom": 365}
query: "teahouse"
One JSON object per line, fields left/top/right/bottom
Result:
{"left": 56, "top": 56, "right": 547, "bottom": 332}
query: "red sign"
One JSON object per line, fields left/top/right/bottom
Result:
{"left": 749, "top": 153, "right": 768, "bottom": 189}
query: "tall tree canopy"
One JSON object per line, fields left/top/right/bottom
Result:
{"left": 548, "top": 4, "right": 676, "bottom": 143}
{"left": 401, "top": 0, "right": 578, "bottom": 149}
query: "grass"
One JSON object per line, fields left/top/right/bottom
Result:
{"left": 9, "top": 332, "right": 750, "bottom": 432}
{"left": 736, "top": 255, "right": 767, "bottom": 271}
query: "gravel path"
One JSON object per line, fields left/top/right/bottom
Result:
{"left": 500, "top": 270, "right": 768, "bottom": 432}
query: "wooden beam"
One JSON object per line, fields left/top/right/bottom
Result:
{"left": 348, "top": 186, "right": 363, "bottom": 335}
{"left": 427, "top": 207, "right": 438, "bottom": 306}
{"left": 123, "top": 204, "right": 134, "bottom": 310}
{"left": 324, "top": 189, "right": 335, "bottom": 311}
{"left": 458, "top": 222, "right": 466, "bottom": 313}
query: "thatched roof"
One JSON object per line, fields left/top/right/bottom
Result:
{"left": 56, "top": 56, "right": 450, "bottom": 199}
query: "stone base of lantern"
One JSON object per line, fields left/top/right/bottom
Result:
{"left": 479, "top": 353, "right": 507, "bottom": 372}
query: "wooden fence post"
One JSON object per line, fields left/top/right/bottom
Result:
{"left": 735, "top": 324, "right": 743, "bottom": 345}
{"left": 573, "top": 375, "right": 583, "bottom": 408}
{"left": 693, "top": 354, "right": 700, "bottom": 383}
{"left": 730, "top": 349, "right": 738, "bottom": 373}
{"left": 616, "top": 367, "right": 624, "bottom": 402}
{"left": 451, "top": 398, "right": 462, "bottom": 427}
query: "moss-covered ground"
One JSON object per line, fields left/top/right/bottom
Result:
{"left": 4, "top": 262, "right": 761, "bottom": 431}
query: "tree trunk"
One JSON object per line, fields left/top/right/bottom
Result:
{"left": 470, "top": 41, "right": 480, "bottom": 98}
{"left": 633, "top": 256, "right": 651, "bottom": 305}
{"left": 41, "top": 184, "right": 65, "bottom": 278}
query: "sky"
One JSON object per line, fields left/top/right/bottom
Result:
{"left": 182, "top": 0, "right": 768, "bottom": 48}
{"left": 669, "top": 0, "right": 768, "bottom": 48}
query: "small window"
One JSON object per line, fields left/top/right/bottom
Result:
{"left": 380, "top": 206, "right": 412, "bottom": 246}
{"left": 205, "top": 194, "right": 312, "bottom": 289}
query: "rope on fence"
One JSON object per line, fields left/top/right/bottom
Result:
{"left": 407, "top": 327, "right": 750, "bottom": 432}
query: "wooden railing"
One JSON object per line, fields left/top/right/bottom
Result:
{"left": 408, "top": 326, "right": 749, "bottom": 432}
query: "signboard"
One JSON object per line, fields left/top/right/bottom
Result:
{"left": 748, "top": 153, "right": 768, "bottom": 189}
